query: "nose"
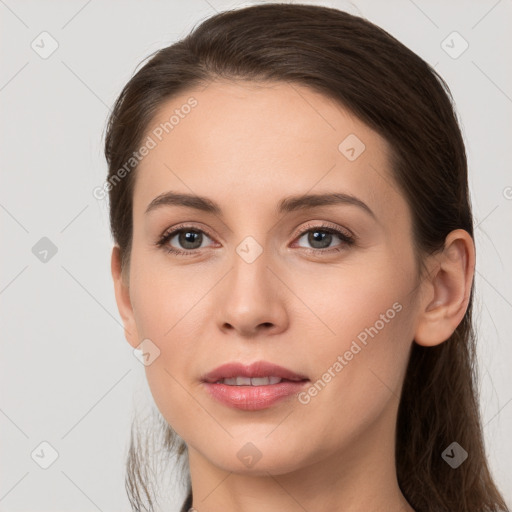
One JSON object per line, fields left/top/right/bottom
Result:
{"left": 214, "top": 248, "right": 289, "bottom": 338}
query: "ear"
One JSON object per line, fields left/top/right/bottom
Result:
{"left": 414, "top": 229, "right": 475, "bottom": 347}
{"left": 111, "top": 245, "right": 140, "bottom": 349}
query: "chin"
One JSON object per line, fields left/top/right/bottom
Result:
{"left": 199, "top": 440, "right": 309, "bottom": 476}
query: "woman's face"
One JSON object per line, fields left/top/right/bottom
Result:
{"left": 116, "top": 80, "right": 424, "bottom": 475}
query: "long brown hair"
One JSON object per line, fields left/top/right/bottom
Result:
{"left": 103, "top": 4, "right": 509, "bottom": 511}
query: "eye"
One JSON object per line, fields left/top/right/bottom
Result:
{"left": 156, "top": 224, "right": 216, "bottom": 256}
{"left": 293, "top": 222, "right": 355, "bottom": 254}
{"left": 155, "top": 222, "right": 356, "bottom": 257}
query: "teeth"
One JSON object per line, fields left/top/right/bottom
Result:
{"left": 218, "top": 376, "right": 283, "bottom": 386}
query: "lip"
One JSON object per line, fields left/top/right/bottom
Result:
{"left": 200, "top": 360, "right": 310, "bottom": 411}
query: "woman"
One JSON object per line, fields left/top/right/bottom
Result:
{"left": 104, "top": 3, "right": 509, "bottom": 511}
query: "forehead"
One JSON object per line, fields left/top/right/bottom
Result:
{"left": 133, "top": 80, "right": 403, "bottom": 225}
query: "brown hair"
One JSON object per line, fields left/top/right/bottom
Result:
{"left": 103, "top": 4, "right": 509, "bottom": 511}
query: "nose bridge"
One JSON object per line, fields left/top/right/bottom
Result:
{"left": 216, "top": 195, "right": 288, "bottom": 282}
{"left": 229, "top": 233, "right": 273, "bottom": 297}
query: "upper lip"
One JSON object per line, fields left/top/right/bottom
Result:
{"left": 201, "top": 360, "right": 309, "bottom": 383}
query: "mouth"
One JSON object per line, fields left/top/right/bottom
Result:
{"left": 200, "top": 360, "right": 310, "bottom": 410}
{"left": 212, "top": 376, "right": 306, "bottom": 386}
{"left": 201, "top": 360, "right": 309, "bottom": 384}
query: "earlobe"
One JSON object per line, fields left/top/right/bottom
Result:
{"left": 414, "top": 229, "right": 475, "bottom": 347}
{"left": 111, "top": 245, "right": 139, "bottom": 348}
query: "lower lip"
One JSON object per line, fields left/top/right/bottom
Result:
{"left": 202, "top": 380, "right": 309, "bottom": 411}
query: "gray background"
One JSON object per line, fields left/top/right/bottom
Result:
{"left": 1, "top": 0, "right": 511, "bottom": 510}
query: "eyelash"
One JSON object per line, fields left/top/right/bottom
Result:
{"left": 155, "top": 222, "right": 356, "bottom": 257}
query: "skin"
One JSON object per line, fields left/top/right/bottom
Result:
{"left": 111, "top": 80, "right": 475, "bottom": 512}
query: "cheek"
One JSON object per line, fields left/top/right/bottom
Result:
{"left": 302, "top": 253, "right": 411, "bottom": 343}
{"left": 129, "top": 254, "right": 194, "bottom": 338}
{"left": 301, "top": 256, "right": 415, "bottom": 408}
{"left": 128, "top": 260, "right": 208, "bottom": 429}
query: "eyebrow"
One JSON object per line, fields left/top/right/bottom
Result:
{"left": 145, "top": 191, "right": 375, "bottom": 219}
